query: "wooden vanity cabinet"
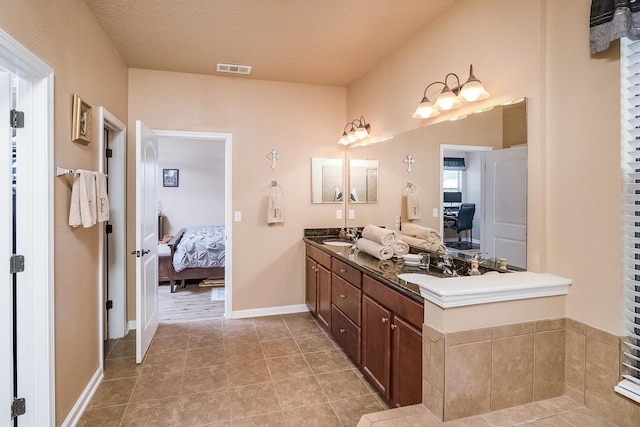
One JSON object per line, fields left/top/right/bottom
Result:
{"left": 330, "top": 258, "right": 362, "bottom": 363}
{"left": 305, "top": 244, "right": 332, "bottom": 326}
{"left": 361, "top": 274, "right": 423, "bottom": 407}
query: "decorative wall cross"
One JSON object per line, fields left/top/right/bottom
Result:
{"left": 403, "top": 154, "right": 414, "bottom": 173}
{"left": 267, "top": 149, "right": 280, "bottom": 170}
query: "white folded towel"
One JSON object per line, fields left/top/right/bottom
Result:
{"left": 401, "top": 223, "right": 442, "bottom": 244}
{"left": 267, "top": 185, "right": 284, "bottom": 224}
{"left": 392, "top": 240, "right": 410, "bottom": 256}
{"left": 361, "top": 224, "right": 398, "bottom": 246}
{"left": 96, "top": 171, "right": 110, "bottom": 222}
{"left": 405, "top": 185, "right": 421, "bottom": 220}
{"left": 356, "top": 238, "right": 394, "bottom": 260}
{"left": 69, "top": 170, "right": 97, "bottom": 228}
{"left": 398, "top": 234, "right": 447, "bottom": 254}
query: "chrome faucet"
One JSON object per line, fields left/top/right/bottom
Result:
{"left": 437, "top": 254, "right": 458, "bottom": 277}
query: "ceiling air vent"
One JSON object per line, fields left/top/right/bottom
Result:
{"left": 216, "top": 63, "right": 252, "bottom": 75}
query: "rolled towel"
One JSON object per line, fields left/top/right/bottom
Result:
{"left": 356, "top": 238, "right": 394, "bottom": 260}
{"left": 361, "top": 224, "right": 398, "bottom": 246}
{"left": 401, "top": 223, "right": 442, "bottom": 244}
{"left": 398, "top": 234, "right": 447, "bottom": 253}
{"left": 377, "top": 259, "right": 395, "bottom": 273}
{"left": 392, "top": 240, "right": 410, "bottom": 256}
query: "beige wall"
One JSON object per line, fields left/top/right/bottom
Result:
{"left": 127, "top": 69, "right": 346, "bottom": 317}
{"left": 346, "top": 0, "right": 623, "bottom": 335}
{"left": 0, "top": 0, "right": 128, "bottom": 424}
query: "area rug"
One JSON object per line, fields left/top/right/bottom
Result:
{"left": 210, "top": 286, "right": 225, "bottom": 301}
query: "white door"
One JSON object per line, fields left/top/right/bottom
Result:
{"left": 483, "top": 145, "right": 527, "bottom": 269}
{"left": 0, "top": 71, "right": 14, "bottom": 424}
{"left": 135, "top": 120, "right": 159, "bottom": 363}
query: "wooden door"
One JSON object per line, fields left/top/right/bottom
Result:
{"left": 391, "top": 315, "right": 423, "bottom": 407}
{"left": 316, "top": 264, "right": 331, "bottom": 329}
{"left": 362, "top": 295, "right": 391, "bottom": 397}
{"left": 305, "top": 257, "right": 318, "bottom": 315}
{"left": 135, "top": 120, "right": 159, "bottom": 363}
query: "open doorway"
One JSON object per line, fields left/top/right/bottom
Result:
{"left": 155, "top": 130, "right": 231, "bottom": 323}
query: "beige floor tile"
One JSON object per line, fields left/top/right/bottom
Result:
{"left": 332, "top": 394, "right": 387, "bottom": 427}
{"left": 231, "top": 411, "right": 286, "bottom": 426}
{"left": 141, "top": 349, "right": 186, "bottom": 375}
{"left": 251, "top": 315, "right": 285, "bottom": 327}
{"left": 295, "top": 333, "right": 336, "bottom": 353}
{"left": 186, "top": 346, "right": 227, "bottom": 368}
{"left": 274, "top": 375, "right": 327, "bottom": 409}
{"left": 256, "top": 324, "right": 292, "bottom": 341}
{"left": 189, "top": 318, "right": 224, "bottom": 334}
{"left": 281, "top": 312, "right": 314, "bottom": 323}
{"left": 178, "top": 389, "right": 231, "bottom": 425}
{"left": 103, "top": 357, "right": 143, "bottom": 380}
{"left": 442, "top": 415, "right": 492, "bottom": 426}
{"left": 557, "top": 407, "right": 618, "bottom": 426}
{"left": 304, "top": 349, "right": 351, "bottom": 374}
{"left": 283, "top": 402, "right": 341, "bottom": 426}
{"left": 260, "top": 337, "right": 301, "bottom": 358}
{"left": 286, "top": 318, "right": 323, "bottom": 337}
{"left": 121, "top": 397, "right": 180, "bottom": 427}
{"left": 77, "top": 404, "right": 127, "bottom": 427}
{"left": 536, "top": 395, "right": 582, "bottom": 414}
{"left": 224, "top": 341, "right": 265, "bottom": 363}
{"left": 106, "top": 339, "right": 136, "bottom": 359}
{"left": 224, "top": 327, "right": 260, "bottom": 347}
{"left": 146, "top": 334, "right": 189, "bottom": 356}
{"left": 316, "top": 369, "right": 371, "bottom": 401}
{"left": 188, "top": 331, "right": 224, "bottom": 349}
{"left": 223, "top": 318, "right": 256, "bottom": 331}
{"left": 130, "top": 371, "right": 183, "bottom": 402}
{"left": 228, "top": 383, "right": 282, "bottom": 419}
{"left": 182, "top": 364, "right": 228, "bottom": 394}
{"left": 526, "top": 415, "right": 574, "bottom": 426}
{"left": 227, "top": 359, "right": 272, "bottom": 387}
{"left": 154, "top": 322, "right": 192, "bottom": 337}
{"left": 266, "top": 354, "right": 313, "bottom": 380}
{"left": 87, "top": 377, "right": 137, "bottom": 409}
{"left": 481, "top": 402, "right": 553, "bottom": 426}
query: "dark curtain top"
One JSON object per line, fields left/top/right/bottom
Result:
{"left": 590, "top": 0, "right": 640, "bottom": 54}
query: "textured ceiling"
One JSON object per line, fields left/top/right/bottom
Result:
{"left": 84, "top": 0, "right": 459, "bottom": 87}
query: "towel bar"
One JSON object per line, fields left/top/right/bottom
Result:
{"left": 56, "top": 166, "right": 107, "bottom": 177}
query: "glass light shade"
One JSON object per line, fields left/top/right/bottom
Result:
{"left": 435, "top": 89, "right": 461, "bottom": 110}
{"left": 339, "top": 132, "right": 349, "bottom": 145}
{"left": 412, "top": 98, "right": 440, "bottom": 119}
{"left": 460, "top": 80, "right": 490, "bottom": 102}
{"left": 355, "top": 124, "right": 368, "bottom": 139}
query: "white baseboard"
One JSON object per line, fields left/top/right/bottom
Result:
{"left": 60, "top": 367, "right": 103, "bottom": 427}
{"left": 231, "top": 304, "right": 309, "bottom": 319}
{"left": 128, "top": 320, "right": 136, "bottom": 332}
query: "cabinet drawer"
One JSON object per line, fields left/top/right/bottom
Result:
{"left": 306, "top": 243, "right": 331, "bottom": 269}
{"left": 331, "top": 305, "right": 361, "bottom": 364}
{"left": 332, "top": 274, "right": 362, "bottom": 326}
{"left": 363, "top": 275, "right": 423, "bottom": 330}
{"left": 331, "top": 258, "right": 362, "bottom": 288}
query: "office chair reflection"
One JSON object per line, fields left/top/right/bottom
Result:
{"left": 445, "top": 203, "right": 476, "bottom": 249}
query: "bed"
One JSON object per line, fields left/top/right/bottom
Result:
{"left": 161, "top": 225, "right": 225, "bottom": 292}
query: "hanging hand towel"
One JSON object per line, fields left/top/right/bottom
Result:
{"left": 405, "top": 185, "right": 421, "bottom": 220}
{"left": 267, "top": 185, "right": 284, "bottom": 224}
{"left": 356, "top": 238, "right": 394, "bottom": 260}
{"left": 361, "top": 224, "right": 398, "bottom": 246}
{"left": 96, "top": 172, "right": 110, "bottom": 222}
{"left": 68, "top": 170, "right": 97, "bottom": 228}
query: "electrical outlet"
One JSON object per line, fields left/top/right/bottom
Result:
{"left": 433, "top": 208, "right": 438, "bottom": 217}
{"left": 336, "top": 209, "right": 342, "bottom": 220}
{"left": 349, "top": 209, "right": 355, "bottom": 219}
{"left": 234, "top": 211, "right": 242, "bottom": 222}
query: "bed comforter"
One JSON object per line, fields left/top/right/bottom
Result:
{"left": 173, "top": 225, "right": 225, "bottom": 272}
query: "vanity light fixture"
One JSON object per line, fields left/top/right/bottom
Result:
{"left": 412, "top": 64, "right": 490, "bottom": 119}
{"left": 339, "top": 116, "right": 371, "bottom": 145}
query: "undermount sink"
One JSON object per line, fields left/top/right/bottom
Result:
{"left": 323, "top": 240, "right": 354, "bottom": 247}
{"left": 396, "top": 272, "right": 443, "bottom": 286}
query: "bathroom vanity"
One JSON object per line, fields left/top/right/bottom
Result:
{"left": 304, "top": 229, "right": 572, "bottom": 419}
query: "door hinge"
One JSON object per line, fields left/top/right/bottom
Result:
{"left": 10, "top": 254, "right": 24, "bottom": 274}
{"left": 105, "top": 148, "right": 113, "bottom": 158}
{"left": 10, "top": 109, "right": 24, "bottom": 129}
{"left": 105, "top": 223, "right": 113, "bottom": 234}
{"left": 11, "top": 397, "right": 26, "bottom": 419}
{"left": 106, "top": 300, "right": 113, "bottom": 310}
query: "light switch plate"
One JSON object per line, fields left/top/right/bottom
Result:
{"left": 234, "top": 211, "right": 242, "bottom": 222}
{"left": 336, "top": 209, "right": 342, "bottom": 220}
{"left": 433, "top": 208, "right": 438, "bottom": 217}
{"left": 349, "top": 209, "right": 355, "bottom": 219}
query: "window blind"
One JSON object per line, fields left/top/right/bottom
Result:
{"left": 617, "top": 37, "right": 640, "bottom": 403}
{"left": 443, "top": 157, "right": 466, "bottom": 170}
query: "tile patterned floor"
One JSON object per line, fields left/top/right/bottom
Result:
{"left": 79, "top": 313, "right": 389, "bottom": 426}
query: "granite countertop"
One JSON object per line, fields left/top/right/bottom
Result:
{"left": 303, "top": 234, "right": 429, "bottom": 303}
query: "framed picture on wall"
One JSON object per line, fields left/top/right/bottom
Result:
{"left": 71, "top": 94, "right": 92, "bottom": 145}
{"left": 163, "top": 169, "right": 179, "bottom": 187}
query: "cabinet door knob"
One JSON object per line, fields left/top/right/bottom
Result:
{"left": 340, "top": 294, "right": 346, "bottom": 298}
{"left": 382, "top": 317, "right": 389, "bottom": 323}
{"left": 339, "top": 328, "right": 346, "bottom": 334}
{"left": 391, "top": 324, "right": 397, "bottom": 330}
{"left": 340, "top": 268, "right": 346, "bottom": 273}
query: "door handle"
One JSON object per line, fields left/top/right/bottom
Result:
{"left": 141, "top": 249, "right": 150, "bottom": 256}
{"left": 130, "top": 249, "right": 150, "bottom": 258}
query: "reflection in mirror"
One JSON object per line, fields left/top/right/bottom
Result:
{"left": 349, "top": 159, "right": 378, "bottom": 203}
{"left": 346, "top": 98, "right": 527, "bottom": 268}
{"left": 311, "top": 157, "right": 344, "bottom": 204}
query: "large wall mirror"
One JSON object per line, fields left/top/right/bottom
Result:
{"left": 346, "top": 98, "right": 528, "bottom": 268}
